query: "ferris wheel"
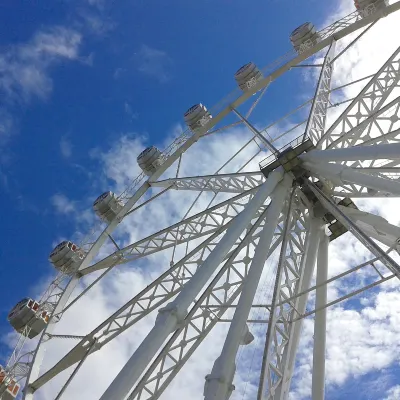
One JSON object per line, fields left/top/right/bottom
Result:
{"left": 2, "top": 0, "right": 400, "bottom": 399}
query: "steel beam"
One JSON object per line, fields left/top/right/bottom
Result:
{"left": 149, "top": 172, "right": 264, "bottom": 194}
{"left": 312, "top": 232, "right": 329, "bottom": 400}
{"left": 100, "top": 170, "right": 284, "bottom": 400}
{"left": 318, "top": 43, "right": 400, "bottom": 149}
{"left": 304, "top": 41, "right": 336, "bottom": 145}
{"left": 204, "top": 176, "right": 291, "bottom": 400}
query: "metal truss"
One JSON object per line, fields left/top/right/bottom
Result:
{"left": 127, "top": 205, "right": 285, "bottom": 400}
{"left": 304, "top": 41, "right": 336, "bottom": 145}
{"left": 117, "top": 3, "right": 400, "bottom": 207}
{"left": 331, "top": 184, "right": 400, "bottom": 198}
{"left": 308, "top": 181, "right": 400, "bottom": 277}
{"left": 257, "top": 191, "right": 311, "bottom": 400}
{"left": 336, "top": 95, "right": 400, "bottom": 155}
{"left": 31, "top": 199, "right": 279, "bottom": 394}
{"left": 29, "top": 223, "right": 233, "bottom": 391}
{"left": 2, "top": 333, "right": 34, "bottom": 384}
{"left": 6, "top": 4, "right": 400, "bottom": 400}
{"left": 150, "top": 172, "right": 265, "bottom": 194}
{"left": 81, "top": 188, "right": 259, "bottom": 276}
{"left": 318, "top": 45, "right": 400, "bottom": 150}
{"left": 291, "top": 251, "right": 397, "bottom": 323}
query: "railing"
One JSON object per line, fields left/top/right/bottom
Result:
{"left": 259, "top": 134, "right": 307, "bottom": 170}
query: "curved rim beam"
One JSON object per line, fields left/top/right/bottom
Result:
{"left": 15, "top": 3, "right": 400, "bottom": 399}
{"left": 149, "top": 172, "right": 264, "bottom": 193}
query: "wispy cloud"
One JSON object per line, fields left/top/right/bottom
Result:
{"left": 134, "top": 44, "right": 173, "bottom": 83}
{"left": 0, "top": 26, "right": 82, "bottom": 103}
{"left": 124, "top": 102, "right": 138, "bottom": 120}
{"left": 386, "top": 385, "right": 400, "bottom": 399}
{"left": 50, "top": 193, "right": 76, "bottom": 214}
{"left": 60, "top": 136, "right": 73, "bottom": 159}
{"left": 0, "top": 110, "right": 15, "bottom": 148}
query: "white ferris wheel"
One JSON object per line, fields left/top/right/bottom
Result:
{"left": 2, "top": 1, "right": 400, "bottom": 399}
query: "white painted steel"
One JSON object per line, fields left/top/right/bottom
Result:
{"left": 304, "top": 41, "right": 336, "bottom": 145}
{"left": 339, "top": 206, "right": 400, "bottom": 248}
{"left": 312, "top": 232, "right": 329, "bottom": 400}
{"left": 318, "top": 43, "right": 400, "bottom": 149}
{"left": 231, "top": 108, "right": 279, "bottom": 154}
{"left": 100, "top": 169, "right": 284, "bottom": 400}
{"left": 5, "top": 3, "right": 400, "bottom": 399}
{"left": 268, "top": 217, "right": 323, "bottom": 400}
{"left": 149, "top": 172, "right": 265, "bottom": 193}
{"left": 128, "top": 207, "right": 284, "bottom": 400}
{"left": 303, "top": 142, "right": 400, "bottom": 163}
{"left": 303, "top": 161, "right": 400, "bottom": 196}
{"left": 204, "top": 175, "right": 292, "bottom": 400}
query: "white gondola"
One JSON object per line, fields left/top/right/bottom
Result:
{"left": 355, "top": 0, "right": 388, "bottom": 16}
{"left": 0, "top": 365, "right": 20, "bottom": 400}
{"left": 137, "top": 146, "right": 164, "bottom": 176}
{"left": 183, "top": 104, "right": 212, "bottom": 132}
{"left": 93, "top": 191, "right": 123, "bottom": 223}
{"left": 8, "top": 298, "right": 49, "bottom": 339}
{"left": 234, "top": 62, "right": 263, "bottom": 92}
{"left": 49, "top": 241, "right": 86, "bottom": 275}
{"left": 290, "top": 22, "right": 320, "bottom": 53}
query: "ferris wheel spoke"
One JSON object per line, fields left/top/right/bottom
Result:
{"left": 29, "top": 224, "right": 234, "bottom": 391}
{"left": 149, "top": 172, "right": 264, "bottom": 194}
{"left": 303, "top": 160, "right": 400, "bottom": 197}
{"left": 231, "top": 108, "right": 279, "bottom": 154}
{"left": 137, "top": 5, "right": 400, "bottom": 186}
{"left": 81, "top": 187, "right": 260, "bottom": 276}
{"left": 307, "top": 181, "right": 400, "bottom": 278}
{"left": 7, "top": 4, "right": 400, "bottom": 400}
{"left": 258, "top": 193, "right": 312, "bottom": 400}
{"left": 128, "top": 204, "right": 285, "bottom": 400}
{"left": 346, "top": 165, "right": 400, "bottom": 185}
{"left": 204, "top": 86, "right": 269, "bottom": 138}
{"left": 303, "top": 141, "right": 400, "bottom": 164}
{"left": 318, "top": 44, "right": 400, "bottom": 149}
{"left": 30, "top": 195, "right": 275, "bottom": 393}
{"left": 304, "top": 41, "right": 336, "bottom": 145}
{"left": 100, "top": 171, "right": 284, "bottom": 400}
{"left": 339, "top": 206, "right": 400, "bottom": 248}
{"left": 204, "top": 178, "right": 292, "bottom": 400}
{"left": 256, "top": 74, "right": 371, "bottom": 146}
{"left": 332, "top": 94, "right": 400, "bottom": 153}
{"left": 331, "top": 186, "right": 400, "bottom": 198}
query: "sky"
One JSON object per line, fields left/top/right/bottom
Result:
{"left": 2, "top": 0, "right": 400, "bottom": 399}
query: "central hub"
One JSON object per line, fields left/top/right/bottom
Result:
{"left": 259, "top": 134, "right": 359, "bottom": 241}
{"left": 259, "top": 135, "right": 315, "bottom": 181}
{"left": 301, "top": 182, "right": 359, "bottom": 241}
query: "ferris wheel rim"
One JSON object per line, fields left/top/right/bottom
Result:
{"left": 5, "top": 3, "right": 400, "bottom": 399}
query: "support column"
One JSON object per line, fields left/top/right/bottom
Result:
{"left": 100, "top": 169, "right": 285, "bottom": 400}
{"left": 302, "top": 142, "right": 400, "bottom": 163}
{"left": 339, "top": 206, "right": 400, "bottom": 248}
{"left": 278, "top": 218, "right": 324, "bottom": 400}
{"left": 312, "top": 231, "right": 329, "bottom": 400}
{"left": 304, "top": 40, "right": 336, "bottom": 146}
{"left": 303, "top": 161, "right": 400, "bottom": 196}
{"left": 204, "top": 175, "right": 292, "bottom": 400}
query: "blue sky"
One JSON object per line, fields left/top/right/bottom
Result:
{"left": 2, "top": 0, "right": 400, "bottom": 399}
{"left": 0, "top": 0, "right": 328, "bottom": 320}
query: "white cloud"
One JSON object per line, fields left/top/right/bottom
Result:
{"left": 124, "top": 102, "right": 139, "bottom": 120}
{"left": 5, "top": 2, "right": 400, "bottom": 400}
{"left": 135, "top": 44, "right": 173, "bottom": 83}
{"left": 60, "top": 136, "right": 73, "bottom": 159}
{"left": 0, "top": 109, "right": 14, "bottom": 148}
{"left": 386, "top": 385, "right": 400, "bottom": 399}
{"left": 50, "top": 193, "right": 76, "bottom": 214}
{"left": 0, "top": 26, "right": 81, "bottom": 103}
